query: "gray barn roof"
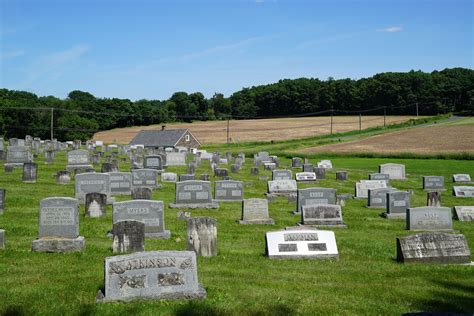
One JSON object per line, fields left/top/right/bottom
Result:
{"left": 129, "top": 129, "right": 188, "bottom": 147}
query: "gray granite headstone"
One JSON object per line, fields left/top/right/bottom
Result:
{"left": 113, "top": 200, "right": 170, "bottom": 239}
{"left": 131, "top": 169, "right": 159, "bottom": 189}
{"left": 75, "top": 173, "right": 112, "bottom": 203}
{"left": 301, "top": 204, "right": 345, "bottom": 227}
{"left": 97, "top": 250, "right": 206, "bottom": 302}
{"left": 166, "top": 152, "right": 186, "bottom": 166}
{"left": 313, "top": 167, "right": 325, "bottom": 179}
{"left": 131, "top": 187, "right": 152, "bottom": 200}
{"left": 251, "top": 167, "right": 259, "bottom": 175}
{"left": 170, "top": 181, "right": 218, "bottom": 209}
{"left": 296, "top": 172, "right": 316, "bottom": 181}
{"left": 214, "top": 168, "right": 228, "bottom": 178}
{"left": 369, "top": 173, "right": 390, "bottom": 184}
{"left": 367, "top": 188, "right": 394, "bottom": 208}
{"left": 66, "top": 149, "right": 92, "bottom": 171}
{"left": 144, "top": 155, "right": 165, "bottom": 170}
{"left": 239, "top": 198, "right": 274, "bottom": 224}
{"left": 109, "top": 172, "right": 132, "bottom": 196}
{"left": 0, "top": 229, "right": 4, "bottom": 249}
{"left": 186, "top": 217, "right": 217, "bottom": 257}
{"left": 0, "top": 189, "right": 4, "bottom": 214}
{"left": 423, "top": 176, "right": 445, "bottom": 191}
{"left": 406, "top": 207, "right": 453, "bottom": 231}
{"left": 385, "top": 191, "right": 410, "bottom": 218}
{"left": 454, "top": 206, "right": 474, "bottom": 221}
{"left": 214, "top": 180, "right": 243, "bottom": 202}
{"left": 453, "top": 186, "right": 474, "bottom": 197}
{"left": 56, "top": 171, "right": 71, "bottom": 185}
{"left": 379, "top": 163, "right": 406, "bottom": 180}
{"left": 267, "top": 180, "right": 297, "bottom": 196}
{"left": 302, "top": 164, "right": 313, "bottom": 172}
{"left": 355, "top": 180, "right": 388, "bottom": 198}
{"left": 187, "top": 162, "right": 196, "bottom": 175}
{"left": 230, "top": 164, "right": 240, "bottom": 173}
{"left": 22, "top": 162, "right": 37, "bottom": 183}
{"left": 396, "top": 233, "right": 470, "bottom": 264}
{"left": 452, "top": 174, "right": 471, "bottom": 183}
{"left": 263, "top": 162, "right": 276, "bottom": 171}
{"left": 272, "top": 170, "right": 292, "bottom": 181}
{"left": 85, "top": 193, "right": 107, "bottom": 217}
{"left": 161, "top": 172, "right": 178, "bottom": 183}
{"left": 292, "top": 158, "right": 302, "bottom": 168}
{"left": 179, "top": 174, "right": 195, "bottom": 182}
{"left": 6, "top": 146, "right": 31, "bottom": 166}
{"left": 45, "top": 150, "right": 54, "bottom": 164}
{"left": 101, "top": 163, "right": 118, "bottom": 173}
{"left": 112, "top": 220, "right": 145, "bottom": 253}
{"left": 296, "top": 188, "right": 336, "bottom": 214}
{"left": 336, "top": 171, "right": 348, "bottom": 181}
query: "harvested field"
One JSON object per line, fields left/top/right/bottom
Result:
{"left": 297, "top": 124, "right": 474, "bottom": 155}
{"left": 93, "top": 116, "right": 418, "bottom": 144}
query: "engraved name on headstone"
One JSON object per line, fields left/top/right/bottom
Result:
{"left": 109, "top": 172, "right": 132, "bottom": 196}
{"left": 423, "top": 176, "right": 445, "bottom": 191}
{"left": 379, "top": 163, "right": 406, "bottom": 180}
{"left": 131, "top": 169, "right": 159, "bottom": 189}
{"left": 406, "top": 207, "right": 453, "bottom": 231}
{"left": 454, "top": 206, "right": 474, "bottom": 222}
{"left": 214, "top": 180, "right": 244, "bottom": 202}
{"left": 239, "top": 198, "right": 274, "bottom": 224}
{"left": 453, "top": 186, "right": 474, "bottom": 197}
{"left": 301, "top": 204, "right": 345, "bottom": 227}
{"left": 75, "top": 173, "right": 112, "bottom": 203}
{"left": 170, "top": 181, "right": 218, "bottom": 209}
{"left": 355, "top": 180, "right": 387, "bottom": 198}
{"left": 296, "top": 188, "right": 336, "bottom": 214}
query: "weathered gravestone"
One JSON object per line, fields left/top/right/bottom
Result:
{"left": 45, "top": 150, "right": 54, "bottom": 164}
{"left": 166, "top": 152, "right": 186, "bottom": 166}
{"left": 131, "top": 187, "right": 152, "bottom": 200}
{"left": 97, "top": 250, "right": 207, "bottom": 302}
{"left": 301, "top": 204, "right": 346, "bottom": 227}
{"left": 214, "top": 180, "right": 243, "bottom": 202}
{"left": 0, "top": 189, "right": 4, "bottom": 214}
{"left": 112, "top": 220, "right": 145, "bottom": 253}
{"left": 56, "top": 171, "right": 71, "bottom": 185}
{"left": 131, "top": 169, "right": 159, "bottom": 189}
{"left": 214, "top": 168, "right": 228, "bottom": 178}
{"left": 170, "top": 181, "right": 217, "bottom": 209}
{"left": 109, "top": 172, "right": 132, "bottom": 196}
{"left": 385, "top": 191, "right": 411, "bottom": 219}
{"left": 101, "top": 163, "right": 118, "bottom": 173}
{"left": 263, "top": 162, "right": 276, "bottom": 171}
{"left": 313, "top": 167, "right": 326, "bottom": 179}
{"left": 396, "top": 232, "right": 471, "bottom": 264}
{"left": 272, "top": 170, "right": 292, "bottom": 181}
{"left": 453, "top": 186, "right": 474, "bottom": 197}
{"left": 423, "top": 176, "right": 445, "bottom": 191}
{"left": 0, "top": 229, "right": 4, "bottom": 249}
{"left": 369, "top": 173, "right": 390, "bottom": 184}
{"left": 144, "top": 155, "right": 165, "bottom": 171}
{"left": 66, "top": 149, "right": 92, "bottom": 171}
{"left": 406, "top": 207, "right": 453, "bottom": 231}
{"left": 379, "top": 163, "right": 406, "bottom": 180}
{"left": 179, "top": 174, "right": 195, "bottom": 182}
{"left": 239, "top": 198, "right": 274, "bottom": 224}
{"left": 355, "top": 180, "right": 388, "bottom": 198}
{"left": 22, "top": 162, "right": 37, "bottom": 183}
{"left": 292, "top": 157, "right": 303, "bottom": 168}
{"left": 367, "top": 188, "right": 394, "bottom": 208}
{"left": 85, "top": 193, "right": 107, "bottom": 218}
{"left": 186, "top": 217, "right": 217, "bottom": 257}
{"left": 5, "top": 146, "right": 32, "bottom": 167}
{"left": 427, "top": 191, "right": 441, "bottom": 207}
{"left": 336, "top": 171, "right": 348, "bottom": 181}
{"left": 75, "top": 173, "right": 113, "bottom": 204}
{"left": 295, "top": 188, "right": 336, "bottom": 214}
{"left": 161, "top": 172, "right": 178, "bottom": 183}
{"left": 267, "top": 180, "right": 297, "bottom": 196}
{"left": 113, "top": 200, "right": 170, "bottom": 239}
{"left": 296, "top": 172, "right": 316, "bottom": 182}
{"left": 266, "top": 230, "right": 338, "bottom": 259}
{"left": 32, "top": 197, "right": 85, "bottom": 252}
{"left": 317, "top": 160, "right": 333, "bottom": 169}
{"left": 452, "top": 174, "right": 471, "bottom": 183}
{"left": 454, "top": 206, "right": 474, "bottom": 221}
{"left": 302, "top": 164, "right": 313, "bottom": 173}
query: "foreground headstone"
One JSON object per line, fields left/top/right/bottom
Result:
{"left": 406, "top": 207, "right": 453, "bottom": 231}
{"left": 169, "top": 181, "right": 218, "bottom": 209}
{"left": 113, "top": 200, "right": 170, "bottom": 239}
{"left": 97, "top": 251, "right": 206, "bottom": 302}
{"left": 266, "top": 230, "right": 338, "bottom": 259}
{"left": 396, "top": 233, "right": 471, "bottom": 264}
{"left": 22, "top": 162, "right": 38, "bottom": 183}
{"left": 239, "top": 199, "right": 274, "bottom": 224}
{"left": 112, "top": 220, "right": 145, "bottom": 253}
{"left": 385, "top": 191, "right": 411, "bottom": 219}
{"left": 301, "top": 204, "right": 345, "bottom": 227}
{"left": 186, "top": 217, "right": 217, "bottom": 257}
{"left": 379, "top": 163, "right": 406, "bottom": 180}
{"left": 214, "top": 180, "right": 243, "bottom": 202}
{"left": 453, "top": 186, "right": 474, "bottom": 197}
{"left": 0, "top": 189, "right": 5, "bottom": 214}
{"left": 422, "top": 176, "right": 445, "bottom": 191}
{"left": 454, "top": 206, "right": 474, "bottom": 221}
{"left": 296, "top": 188, "right": 336, "bottom": 214}
{"left": 452, "top": 174, "right": 471, "bottom": 183}
{"left": 32, "top": 197, "right": 85, "bottom": 252}
{"left": 109, "top": 172, "right": 132, "bottom": 196}
{"left": 131, "top": 187, "right": 152, "bottom": 200}
{"left": 85, "top": 193, "right": 107, "bottom": 217}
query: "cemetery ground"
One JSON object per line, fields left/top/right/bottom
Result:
{"left": 0, "top": 151, "right": 473, "bottom": 315}
{"left": 93, "top": 115, "right": 419, "bottom": 144}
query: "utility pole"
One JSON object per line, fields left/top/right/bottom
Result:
{"left": 226, "top": 119, "right": 230, "bottom": 144}
{"left": 359, "top": 113, "right": 362, "bottom": 134}
{"left": 330, "top": 107, "right": 334, "bottom": 135}
{"left": 383, "top": 106, "right": 386, "bottom": 127}
{"left": 50, "top": 107, "right": 54, "bottom": 140}
{"left": 416, "top": 102, "right": 419, "bottom": 117}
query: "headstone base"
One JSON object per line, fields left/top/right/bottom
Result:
{"left": 238, "top": 219, "right": 275, "bottom": 225}
{"left": 384, "top": 213, "right": 406, "bottom": 219}
{"left": 4, "top": 163, "right": 23, "bottom": 168}
{"left": 96, "top": 284, "right": 207, "bottom": 303}
{"left": 169, "top": 202, "right": 219, "bottom": 209}
{"left": 32, "top": 236, "right": 85, "bottom": 253}
{"left": 268, "top": 254, "right": 339, "bottom": 260}
{"left": 297, "top": 222, "right": 347, "bottom": 229}
{"left": 146, "top": 230, "right": 171, "bottom": 239}
{"left": 214, "top": 199, "right": 243, "bottom": 203}
{"left": 66, "top": 164, "right": 94, "bottom": 171}
{"left": 80, "top": 197, "right": 115, "bottom": 205}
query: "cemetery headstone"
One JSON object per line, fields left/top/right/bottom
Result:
{"left": 406, "top": 207, "right": 453, "bottom": 231}
{"left": 75, "top": 173, "right": 113, "bottom": 204}
{"left": 317, "top": 160, "right": 333, "bottom": 169}
{"left": 45, "top": 150, "right": 54, "bottom": 164}
{"left": 161, "top": 172, "right": 178, "bottom": 183}
{"left": 266, "top": 230, "right": 338, "bottom": 259}
{"left": 427, "top": 191, "right": 441, "bottom": 207}
{"left": 336, "top": 171, "right": 348, "bottom": 181}
{"left": 0, "top": 189, "right": 4, "bottom": 214}
{"left": 396, "top": 232, "right": 471, "bottom": 264}
{"left": 109, "top": 172, "right": 132, "bottom": 196}
{"left": 295, "top": 188, "right": 336, "bottom": 214}
{"left": 292, "top": 157, "right": 302, "bottom": 168}
{"left": 131, "top": 187, "right": 152, "bottom": 200}
{"left": 166, "top": 152, "right": 186, "bottom": 166}
{"left": 355, "top": 180, "right": 388, "bottom": 198}
{"left": 295, "top": 172, "right": 316, "bottom": 182}
{"left": 214, "top": 168, "right": 228, "bottom": 178}
{"left": 112, "top": 220, "right": 145, "bottom": 253}
{"left": 186, "top": 217, "right": 217, "bottom": 257}
{"left": 302, "top": 164, "right": 313, "bottom": 172}
{"left": 453, "top": 206, "right": 474, "bottom": 221}
{"left": 313, "top": 167, "right": 326, "bottom": 179}
{"left": 423, "top": 176, "right": 445, "bottom": 191}
{"left": 66, "top": 149, "right": 92, "bottom": 171}
{"left": 239, "top": 198, "right": 274, "bottom": 224}
{"left": 5, "top": 146, "right": 31, "bottom": 167}
{"left": 131, "top": 169, "right": 159, "bottom": 189}
{"left": 56, "top": 170, "right": 71, "bottom": 185}
{"left": 367, "top": 188, "right": 394, "bottom": 208}
{"left": 272, "top": 170, "right": 292, "bottom": 181}
{"left": 32, "top": 197, "right": 85, "bottom": 252}
{"left": 169, "top": 181, "right": 218, "bottom": 209}
{"left": 179, "top": 174, "right": 195, "bottom": 182}
{"left": 251, "top": 167, "right": 259, "bottom": 175}
{"left": 85, "top": 193, "right": 107, "bottom": 218}
{"left": 263, "top": 162, "right": 276, "bottom": 171}
{"left": 230, "top": 164, "right": 240, "bottom": 173}
{"left": 453, "top": 186, "right": 474, "bottom": 197}
{"left": 267, "top": 180, "right": 297, "bottom": 196}
{"left": 385, "top": 191, "right": 411, "bottom": 219}
{"left": 97, "top": 250, "right": 206, "bottom": 302}
{"left": 452, "top": 174, "right": 471, "bottom": 183}
{"left": 214, "top": 180, "right": 244, "bottom": 202}
{"left": 301, "top": 204, "right": 345, "bottom": 227}
{"left": 101, "top": 163, "right": 118, "bottom": 173}
{"left": 0, "top": 229, "right": 4, "bottom": 249}
{"left": 144, "top": 155, "right": 165, "bottom": 171}
{"left": 22, "top": 162, "right": 38, "bottom": 183}
{"left": 379, "top": 163, "right": 406, "bottom": 180}
{"left": 113, "top": 200, "right": 170, "bottom": 239}
{"left": 200, "top": 174, "right": 210, "bottom": 181}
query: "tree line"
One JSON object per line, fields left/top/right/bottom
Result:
{"left": 0, "top": 67, "right": 473, "bottom": 141}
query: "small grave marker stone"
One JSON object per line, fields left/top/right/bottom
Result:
{"left": 85, "top": 193, "right": 107, "bottom": 217}
{"left": 112, "top": 220, "right": 145, "bottom": 253}
{"left": 239, "top": 198, "right": 274, "bottom": 224}
{"left": 186, "top": 217, "right": 217, "bottom": 257}
{"left": 454, "top": 206, "right": 474, "bottom": 221}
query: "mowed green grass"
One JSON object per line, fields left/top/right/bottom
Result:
{"left": 0, "top": 151, "right": 473, "bottom": 315}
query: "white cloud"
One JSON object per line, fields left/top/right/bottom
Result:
{"left": 377, "top": 26, "right": 403, "bottom": 33}
{"left": 43, "top": 44, "right": 90, "bottom": 67}
{"left": 1, "top": 49, "right": 26, "bottom": 60}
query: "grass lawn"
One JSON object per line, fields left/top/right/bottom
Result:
{"left": 0, "top": 150, "right": 473, "bottom": 315}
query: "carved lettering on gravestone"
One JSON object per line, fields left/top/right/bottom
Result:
{"left": 423, "top": 176, "right": 445, "bottom": 191}
{"left": 296, "top": 172, "right": 316, "bottom": 181}
{"left": 301, "top": 204, "right": 344, "bottom": 226}
{"left": 75, "top": 173, "right": 111, "bottom": 202}
{"left": 379, "top": 163, "right": 405, "bottom": 180}
{"left": 453, "top": 186, "right": 474, "bottom": 197}
{"left": 369, "top": 173, "right": 390, "bottom": 184}
{"left": 267, "top": 180, "right": 297, "bottom": 195}
{"left": 355, "top": 180, "right": 387, "bottom": 198}
{"left": 272, "top": 170, "right": 292, "bottom": 181}
{"left": 214, "top": 180, "right": 243, "bottom": 201}
{"left": 170, "top": 181, "right": 217, "bottom": 209}
{"left": 239, "top": 198, "right": 274, "bottom": 224}
{"left": 161, "top": 172, "right": 178, "bottom": 183}
{"left": 452, "top": 174, "right": 471, "bottom": 183}
{"left": 406, "top": 207, "right": 453, "bottom": 231}
{"left": 131, "top": 169, "right": 158, "bottom": 188}
{"left": 454, "top": 206, "right": 474, "bottom": 222}
{"left": 109, "top": 172, "right": 132, "bottom": 196}
{"left": 296, "top": 188, "right": 336, "bottom": 214}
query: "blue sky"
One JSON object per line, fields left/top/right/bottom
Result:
{"left": 1, "top": 0, "right": 472, "bottom": 100}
